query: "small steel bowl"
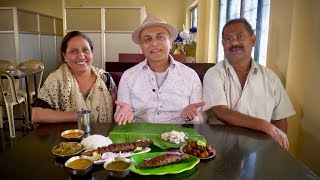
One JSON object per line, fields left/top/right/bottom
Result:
{"left": 65, "top": 156, "right": 93, "bottom": 176}
{"left": 52, "top": 142, "right": 84, "bottom": 158}
{"left": 61, "top": 129, "right": 84, "bottom": 141}
{"left": 103, "top": 157, "right": 132, "bottom": 179}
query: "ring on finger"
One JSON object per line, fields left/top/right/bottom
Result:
{"left": 185, "top": 118, "right": 192, "bottom": 122}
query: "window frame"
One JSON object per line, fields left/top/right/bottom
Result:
{"left": 217, "top": 0, "right": 270, "bottom": 66}
{"left": 190, "top": 5, "right": 198, "bottom": 28}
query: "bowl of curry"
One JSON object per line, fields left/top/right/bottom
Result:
{"left": 103, "top": 157, "right": 132, "bottom": 178}
{"left": 65, "top": 155, "right": 94, "bottom": 176}
{"left": 61, "top": 129, "right": 84, "bottom": 141}
{"left": 52, "top": 142, "right": 84, "bottom": 158}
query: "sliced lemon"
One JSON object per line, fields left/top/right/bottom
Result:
{"left": 134, "top": 146, "right": 143, "bottom": 153}
{"left": 197, "top": 140, "right": 206, "bottom": 147}
{"left": 91, "top": 152, "right": 101, "bottom": 161}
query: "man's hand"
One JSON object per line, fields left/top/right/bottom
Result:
{"left": 180, "top": 102, "right": 205, "bottom": 121}
{"left": 114, "top": 100, "right": 134, "bottom": 125}
{"left": 265, "top": 123, "right": 289, "bottom": 150}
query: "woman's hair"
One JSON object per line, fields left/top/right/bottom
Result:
{"left": 60, "top": 31, "right": 93, "bottom": 61}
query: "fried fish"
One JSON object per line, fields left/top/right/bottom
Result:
{"left": 81, "top": 140, "right": 153, "bottom": 156}
{"left": 136, "top": 154, "right": 188, "bottom": 169}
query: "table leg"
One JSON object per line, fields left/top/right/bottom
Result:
{"left": 24, "top": 76, "right": 33, "bottom": 130}
{"left": 33, "top": 73, "right": 38, "bottom": 97}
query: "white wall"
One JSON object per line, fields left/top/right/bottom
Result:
{"left": 85, "top": 33, "right": 102, "bottom": 69}
{"left": 105, "top": 33, "right": 140, "bottom": 62}
{"left": 285, "top": 0, "right": 320, "bottom": 175}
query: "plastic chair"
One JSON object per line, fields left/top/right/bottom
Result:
{"left": 0, "top": 60, "right": 14, "bottom": 71}
{"left": 0, "top": 60, "right": 16, "bottom": 92}
{"left": 0, "top": 70, "right": 29, "bottom": 138}
{"left": 17, "top": 60, "right": 45, "bottom": 96}
{"left": 17, "top": 60, "right": 44, "bottom": 107}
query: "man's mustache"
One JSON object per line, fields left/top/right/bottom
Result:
{"left": 229, "top": 45, "right": 243, "bottom": 51}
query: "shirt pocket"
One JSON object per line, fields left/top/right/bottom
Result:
{"left": 251, "top": 96, "right": 275, "bottom": 121}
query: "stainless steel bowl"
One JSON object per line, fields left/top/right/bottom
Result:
{"left": 61, "top": 129, "right": 84, "bottom": 141}
{"left": 103, "top": 157, "right": 132, "bottom": 179}
{"left": 52, "top": 142, "right": 84, "bottom": 158}
{"left": 65, "top": 156, "right": 93, "bottom": 176}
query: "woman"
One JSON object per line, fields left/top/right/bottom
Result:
{"left": 32, "top": 31, "right": 116, "bottom": 123}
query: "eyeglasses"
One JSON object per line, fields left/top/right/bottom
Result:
{"left": 222, "top": 34, "right": 250, "bottom": 43}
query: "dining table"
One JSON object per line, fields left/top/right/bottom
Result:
{"left": 0, "top": 122, "right": 319, "bottom": 180}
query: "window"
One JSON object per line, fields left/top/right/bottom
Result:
{"left": 190, "top": 5, "right": 198, "bottom": 28}
{"left": 217, "top": 0, "right": 270, "bottom": 66}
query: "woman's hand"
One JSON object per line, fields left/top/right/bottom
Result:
{"left": 114, "top": 100, "right": 134, "bottom": 125}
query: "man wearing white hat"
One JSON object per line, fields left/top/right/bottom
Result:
{"left": 114, "top": 15, "right": 205, "bottom": 125}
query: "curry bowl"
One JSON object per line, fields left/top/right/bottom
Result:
{"left": 65, "top": 155, "right": 93, "bottom": 176}
{"left": 52, "top": 142, "right": 84, "bottom": 158}
{"left": 103, "top": 157, "right": 132, "bottom": 179}
{"left": 61, "top": 129, "right": 84, "bottom": 141}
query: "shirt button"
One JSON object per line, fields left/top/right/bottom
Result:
{"left": 159, "top": 92, "right": 161, "bottom": 94}
{"left": 160, "top": 105, "right": 163, "bottom": 108}
{"left": 157, "top": 112, "right": 160, "bottom": 115}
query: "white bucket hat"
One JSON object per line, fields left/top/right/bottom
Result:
{"left": 132, "top": 14, "right": 178, "bottom": 45}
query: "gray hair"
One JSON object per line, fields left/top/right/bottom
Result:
{"left": 222, "top": 18, "right": 254, "bottom": 36}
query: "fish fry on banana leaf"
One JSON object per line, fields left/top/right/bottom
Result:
{"left": 136, "top": 153, "right": 188, "bottom": 169}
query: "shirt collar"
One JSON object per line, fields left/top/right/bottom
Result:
{"left": 250, "top": 59, "right": 259, "bottom": 74}
{"left": 224, "top": 58, "right": 258, "bottom": 75}
{"left": 142, "top": 54, "right": 177, "bottom": 70}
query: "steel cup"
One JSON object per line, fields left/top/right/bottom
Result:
{"left": 77, "top": 110, "right": 91, "bottom": 133}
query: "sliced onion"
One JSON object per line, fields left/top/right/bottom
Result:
{"left": 165, "top": 151, "right": 181, "bottom": 155}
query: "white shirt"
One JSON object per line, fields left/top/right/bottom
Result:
{"left": 203, "top": 59, "right": 295, "bottom": 123}
{"left": 116, "top": 55, "right": 204, "bottom": 124}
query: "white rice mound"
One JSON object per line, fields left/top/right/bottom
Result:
{"left": 80, "top": 134, "right": 113, "bottom": 150}
{"left": 161, "top": 130, "right": 188, "bottom": 144}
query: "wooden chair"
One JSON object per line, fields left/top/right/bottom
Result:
{"left": 0, "top": 70, "right": 29, "bottom": 138}
{"left": 119, "top": 53, "right": 186, "bottom": 63}
{"left": 105, "top": 62, "right": 215, "bottom": 86}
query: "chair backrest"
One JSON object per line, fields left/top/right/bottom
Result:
{"left": 119, "top": 53, "right": 186, "bottom": 63}
{"left": 0, "top": 60, "right": 15, "bottom": 91}
{"left": 17, "top": 60, "right": 44, "bottom": 93}
{"left": 105, "top": 62, "right": 215, "bottom": 86}
{"left": 0, "top": 60, "right": 14, "bottom": 71}
{"left": 0, "top": 70, "right": 19, "bottom": 105}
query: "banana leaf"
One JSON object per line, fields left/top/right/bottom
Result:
{"left": 109, "top": 123, "right": 206, "bottom": 149}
